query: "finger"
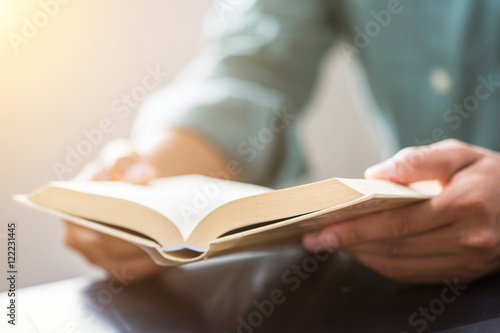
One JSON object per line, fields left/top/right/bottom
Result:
{"left": 100, "top": 138, "right": 155, "bottom": 183}
{"left": 63, "top": 222, "right": 147, "bottom": 260}
{"left": 119, "top": 160, "right": 156, "bottom": 184}
{"left": 81, "top": 253, "right": 163, "bottom": 281}
{"left": 304, "top": 193, "right": 457, "bottom": 250}
{"left": 364, "top": 139, "right": 483, "bottom": 185}
{"left": 89, "top": 253, "right": 164, "bottom": 282}
{"left": 344, "top": 225, "right": 457, "bottom": 258}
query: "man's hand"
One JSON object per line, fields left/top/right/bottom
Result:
{"left": 63, "top": 129, "right": 234, "bottom": 281}
{"left": 303, "top": 139, "right": 500, "bottom": 284}
{"left": 63, "top": 138, "right": 164, "bottom": 281}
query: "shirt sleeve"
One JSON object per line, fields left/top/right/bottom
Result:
{"left": 132, "top": 0, "right": 338, "bottom": 186}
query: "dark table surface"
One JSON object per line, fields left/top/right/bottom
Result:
{"left": 3, "top": 246, "right": 500, "bottom": 333}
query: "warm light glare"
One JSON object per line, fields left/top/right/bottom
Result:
{"left": 0, "top": 1, "right": 38, "bottom": 52}
{"left": 0, "top": 0, "right": 9, "bottom": 18}
{"left": 0, "top": 0, "right": 15, "bottom": 30}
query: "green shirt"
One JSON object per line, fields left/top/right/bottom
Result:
{"left": 133, "top": 0, "right": 500, "bottom": 186}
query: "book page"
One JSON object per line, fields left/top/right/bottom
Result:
{"left": 49, "top": 175, "right": 271, "bottom": 240}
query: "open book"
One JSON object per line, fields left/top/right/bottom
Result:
{"left": 14, "top": 175, "right": 439, "bottom": 265}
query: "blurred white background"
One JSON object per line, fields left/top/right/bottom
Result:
{"left": 0, "top": 0, "right": 382, "bottom": 291}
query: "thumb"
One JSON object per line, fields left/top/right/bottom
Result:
{"left": 121, "top": 160, "right": 156, "bottom": 184}
{"left": 101, "top": 139, "right": 156, "bottom": 184}
{"left": 364, "top": 139, "right": 483, "bottom": 185}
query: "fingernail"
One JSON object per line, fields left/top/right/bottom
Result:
{"left": 320, "top": 232, "right": 339, "bottom": 249}
{"left": 124, "top": 162, "right": 155, "bottom": 183}
{"left": 365, "top": 160, "right": 397, "bottom": 180}
{"left": 303, "top": 233, "right": 321, "bottom": 251}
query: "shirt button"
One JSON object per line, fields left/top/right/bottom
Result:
{"left": 429, "top": 67, "right": 452, "bottom": 95}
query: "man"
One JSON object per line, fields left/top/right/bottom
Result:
{"left": 64, "top": 0, "right": 500, "bottom": 284}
